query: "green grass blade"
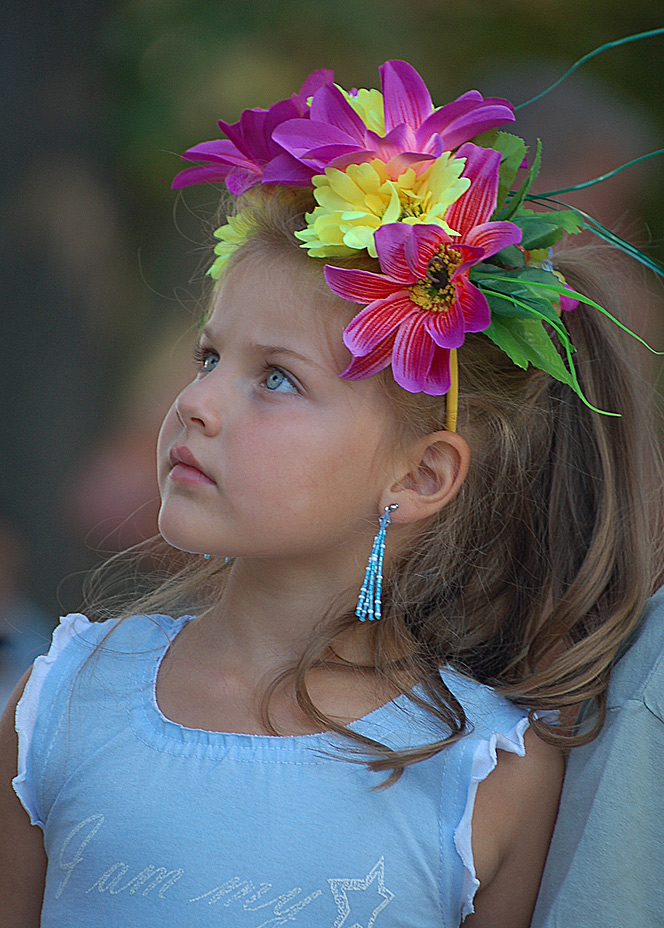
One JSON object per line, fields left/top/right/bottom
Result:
{"left": 535, "top": 149, "right": 664, "bottom": 197}
{"left": 475, "top": 272, "right": 663, "bottom": 354}
{"left": 525, "top": 196, "right": 664, "bottom": 281}
{"left": 515, "top": 29, "right": 664, "bottom": 110}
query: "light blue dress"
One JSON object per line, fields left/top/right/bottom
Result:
{"left": 14, "top": 613, "right": 532, "bottom": 927}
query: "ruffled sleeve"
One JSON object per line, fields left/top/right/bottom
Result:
{"left": 12, "top": 613, "right": 92, "bottom": 826}
{"left": 438, "top": 662, "right": 562, "bottom": 921}
{"left": 453, "top": 712, "right": 531, "bottom": 920}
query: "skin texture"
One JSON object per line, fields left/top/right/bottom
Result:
{"left": 157, "top": 253, "right": 406, "bottom": 568}
{"left": 0, "top": 670, "right": 47, "bottom": 928}
{"left": 0, "top": 253, "right": 562, "bottom": 927}
{"left": 466, "top": 729, "right": 564, "bottom": 927}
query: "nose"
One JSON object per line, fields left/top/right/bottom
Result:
{"left": 174, "top": 376, "right": 222, "bottom": 435}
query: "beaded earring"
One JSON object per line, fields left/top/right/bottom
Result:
{"left": 203, "top": 555, "right": 233, "bottom": 565}
{"left": 355, "top": 504, "right": 398, "bottom": 622}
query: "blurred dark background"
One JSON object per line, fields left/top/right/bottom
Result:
{"left": 2, "top": 0, "right": 664, "bottom": 627}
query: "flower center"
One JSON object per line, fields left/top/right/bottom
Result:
{"left": 408, "top": 248, "right": 462, "bottom": 312}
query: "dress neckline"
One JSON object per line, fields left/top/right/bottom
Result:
{"left": 135, "top": 614, "right": 417, "bottom": 759}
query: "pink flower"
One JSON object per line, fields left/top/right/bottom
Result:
{"left": 560, "top": 291, "right": 579, "bottom": 312}
{"left": 324, "top": 144, "right": 522, "bottom": 394}
{"left": 172, "top": 69, "right": 334, "bottom": 195}
{"left": 273, "top": 60, "right": 515, "bottom": 180}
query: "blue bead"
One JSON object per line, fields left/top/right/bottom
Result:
{"left": 355, "top": 507, "right": 395, "bottom": 622}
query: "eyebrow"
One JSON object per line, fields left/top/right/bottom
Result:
{"left": 200, "top": 327, "right": 324, "bottom": 369}
{"left": 254, "top": 343, "right": 316, "bottom": 365}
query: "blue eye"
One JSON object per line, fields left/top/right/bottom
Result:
{"left": 193, "top": 345, "right": 219, "bottom": 373}
{"left": 202, "top": 353, "right": 219, "bottom": 373}
{"left": 264, "top": 367, "right": 298, "bottom": 394}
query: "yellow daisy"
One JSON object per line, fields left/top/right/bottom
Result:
{"left": 295, "top": 153, "right": 470, "bottom": 258}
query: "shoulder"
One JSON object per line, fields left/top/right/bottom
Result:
{"left": 606, "top": 585, "right": 664, "bottom": 716}
{"left": 426, "top": 669, "right": 562, "bottom": 926}
{"left": 442, "top": 667, "right": 534, "bottom": 750}
{"left": 473, "top": 727, "right": 564, "bottom": 849}
{"left": 10, "top": 612, "right": 188, "bottom": 829}
{"left": 531, "top": 589, "right": 664, "bottom": 926}
{"left": 467, "top": 727, "right": 564, "bottom": 928}
{"left": 15, "top": 611, "right": 188, "bottom": 731}
{"left": 13, "top": 613, "right": 172, "bottom": 728}
{"left": 23, "top": 612, "right": 189, "bottom": 670}
{"left": 0, "top": 670, "right": 47, "bottom": 926}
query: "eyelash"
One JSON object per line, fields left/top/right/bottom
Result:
{"left": 260, "top": 363, "right": 299, "bottom": 395}
{"left": 192, "top": 344, "right": 218, "bottom": 372}
{"left": 192, "top": 345, "right": 299, "bottom": 394}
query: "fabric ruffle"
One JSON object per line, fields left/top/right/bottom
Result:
{"left": 454, "top": 713, "right": 531, "bottom": 921}
{"left": 13, "top": 613, "right": 92, "bottom": 826}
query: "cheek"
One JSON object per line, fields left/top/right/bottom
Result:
{"left": 220, "top": 424, "right": 320, "bottom": 516}
{"left": 226, "top": 428, "right": 300, "bottom": 489}
{"left": 156, "top": 405, "right": 179, "bottom": 472}
{"left": 236, "top": 420, "right": 380, "bottom": 504}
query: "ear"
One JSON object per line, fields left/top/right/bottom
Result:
{"left": 381, "top": 431, "right": 469, "bottom": 525}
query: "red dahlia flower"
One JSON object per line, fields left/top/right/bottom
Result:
{"left": 324, "top": 144, "right": 522, "bottom": 394}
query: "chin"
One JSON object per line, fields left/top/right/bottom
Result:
{"left": 157, "top": 511, "right": 200, "bottom": 555}
{"left": 158, "top": 532, "right": 198, "bottom": 556}
{"left": 160, "top": 535, "right": 201, "bottom": 555}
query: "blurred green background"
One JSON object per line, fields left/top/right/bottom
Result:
{"left": 2, "top": 0, "right": 664, "bottom": 622}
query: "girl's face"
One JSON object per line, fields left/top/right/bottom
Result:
{"left": 157, "top": 252, "right": 401, "bottom": 572}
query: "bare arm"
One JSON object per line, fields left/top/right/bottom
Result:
{"left": 0, "top": 670, "right": 47, "bottom": 928}
{"left": 464, "top": 727, "right": 564, "bottom": 928}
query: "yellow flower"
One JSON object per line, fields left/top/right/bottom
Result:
{"left": 208, "top": 211, "right": 258, "bottom": 279}
{"left": 340, "top": 87, "right": 385, "bottom": 135}
{"left": 295, "top": 153, "right": 470, "bottom": 258}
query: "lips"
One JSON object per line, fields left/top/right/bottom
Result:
{"left": 168, "top": 445, "right": 216, "bottom": 487}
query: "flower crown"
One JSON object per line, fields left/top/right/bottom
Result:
{"left": 173, "top": 47, "right": 663, "bottom": 430}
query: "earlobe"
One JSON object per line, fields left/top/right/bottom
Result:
{"left": 382, "top": 431, "right": 470, "bottom": 525}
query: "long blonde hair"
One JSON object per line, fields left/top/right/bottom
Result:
{"left": 85, "top": 189, "right": 664, "bottom": 781}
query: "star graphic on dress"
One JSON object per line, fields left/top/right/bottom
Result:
{"left": 328, "top": 857, "right": 394, "bottom": 928}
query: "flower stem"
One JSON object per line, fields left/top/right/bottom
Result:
{"left": 446, "top": 349, "right": 459, "bottom": 432}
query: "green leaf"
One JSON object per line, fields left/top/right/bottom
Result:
{"left": 495, "top": 134, "right": 528, "bottom": 212}
{"left": 484, "top": 317, "right": 573, "bottom": 385}
{"left": 477, "top": 273, "right": 664, "bottom": 354}
{"left": 483, "top": 290, "right": 541, "bottom": 319}
{"left": 474, "top": 266, "right": 569, "bottom": 319}
{"left": 527, "top": 195, "right": 664, "bottom": 282}
{"left": 514, "top": 216, "right": 563, "bottom": 250}
{"left": 477, "top": 273, "right": 561, "bottom": 321}
{"left": 474, "top": 130, "right": 528, "bottom": 212}
{"left": 474, "top": 266, "right": 561, "bottom": 285}
{"left": 472, "top": 128, "right": 499, "bottom": 147}
{"left": 513, "top": 267, "right": 564, "bottom": 286}
{"left": 517, "top": 208, "right": 585, "bottom": 234}
{"left": 479, "top": 287, "right": 617, "bottom": 415}
{"left": 490, "top": 245, "right": 525, "bottom": 268}
{"left": 512, "top": 207, "right": 585, "bottom": 249}
{"left": 499, "top": 139, "right": 542, "bottom": 221}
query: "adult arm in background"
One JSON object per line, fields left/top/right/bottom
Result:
{"left": 532, "top": 587, "right": 664, "bottom": 928}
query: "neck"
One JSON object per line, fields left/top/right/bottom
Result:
{"left": 157, "top": 549, "right": 411, "bottom": 735}
{"left": 194, "top": 554, "right": 365, "bottom": 675}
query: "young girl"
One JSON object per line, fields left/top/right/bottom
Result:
{"left": 1, "top": 56, "right": 663, "bottom": 928}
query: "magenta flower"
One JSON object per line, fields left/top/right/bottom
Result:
{"left": 172, "top": 69, "right": 334, "bottom": 195}
{"left": 560, "top": 291, "right": 579, "bottom": 312}
{"left": 323, "top": 143, "right": 522, "bottom": 394}
{"left": 273, "top": 60, "right": 515, "bottom": 180}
